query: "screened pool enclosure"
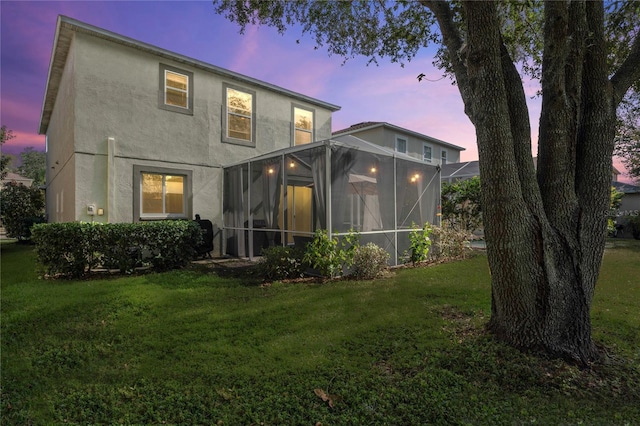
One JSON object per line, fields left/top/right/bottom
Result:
{"left": 223, "top": 136, "right": 441, "bottom": 266}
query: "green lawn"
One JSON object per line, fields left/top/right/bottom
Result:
{"left": 1, "top": 240, "right": 639, "bottom": 425}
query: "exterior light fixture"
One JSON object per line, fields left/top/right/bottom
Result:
{"left": 267, "top": 168, "right": 274, "bottom": 174}
{"left": 289, "top": 161, "right": 295, "bottom": 168}
{"left": 370, "top": 167, "right": 377, "bottom": 173}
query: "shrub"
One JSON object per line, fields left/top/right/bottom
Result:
{"left": 31, "top": 220, "right": 202, "bottom": 278}
{"left": 303, "top": 229, "right": 359, "bottom": 278}
{"left": 139, "top": 221, "right": 202, "bottom": 271}
{"left": 0, "top": 181, "right": 45, "bottom": 240}
{"left": 257, "top": 245, "right": 306, "bottom": 281}
{"left": 32, "top": 222, "right": 98, "bottom": 277}
{"left": 430, "top": 222, "right": 472, "bottom": 261}
{"left": 351, "top": 242, "right": 389, "bottom": 280}
{"left": 404, "top": 223, "right": 433, "bottom": 265}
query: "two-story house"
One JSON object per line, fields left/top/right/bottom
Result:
{"left": 332, "top": 122, "right": 464, "bottom": 165}
{"left": 38, "top": 16, "right": 339, "bottom": 254}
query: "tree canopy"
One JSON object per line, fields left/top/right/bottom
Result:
{"left": 18, "top": 147, "right": 46, "bottom": 187}
{"left": 1, "top": 125, "right": 15, "bottom": 180}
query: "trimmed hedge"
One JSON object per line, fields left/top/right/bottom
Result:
{"left": 31, "top": 221, "right": 203, "bottom": 278}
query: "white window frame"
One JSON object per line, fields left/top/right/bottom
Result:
{"left": 292, "top": 105, "right": 315, "bottom": 146}
{"left": 133, "top": 165, "right": 192, "bottom": 221}
{"left": 158, "top": 64, "right": 193, "bottom": 115}
{"left": 423, "top": 143, "right": 433, "bottom": 163}
{"left": 223, "top": 84, "right": 256, "bottom": 147}
{"left": 441, "top": 149, "right": 448, "bottom": 165}
{"left": 395, "top": 136, "right": 407, "bottom": 154}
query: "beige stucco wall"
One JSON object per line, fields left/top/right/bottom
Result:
{"left": 44, "top": 28, "right": 335, "bottom": 254}
{"left": 45, "top": 37, "right": 77, "bottom": 223}
{"left": 381, "top": 128, "right": 461, "bottom": 164}
{"left": 345, "top": 127, "right": 462, "bottom": 165}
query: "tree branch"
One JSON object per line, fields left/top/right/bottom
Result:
{"left": 421, "top": 0, "right": 474, "bottom": 120}
{"left": 611, "top": 31, "right": 640, "bottom": 107}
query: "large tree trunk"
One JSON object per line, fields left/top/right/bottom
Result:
{"left": 425, "top": 0, "right": 639, "bottom": 364}
{"left": 453, "top": 0, "right": 615, "bottom": 364}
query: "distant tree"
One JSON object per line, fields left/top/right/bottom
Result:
{"left": 18, "top": 147, "right": 46, "bottom": 187}
{"left": 213, "top": 0, "right": 640, "bottom": 364}
{"left": 1, "top": 125, "right": 15, "bottom": 180}
{"left": 614, "top": 92, "right": 640, "bottom": 183}
{"left": 441, "top": 176, "right": 482, "bottom": 232}
{"left": 0, "top": 181, "right": 45, "bottom": 240}
{"left": 610, "top": 186, "right": 624, "bottom": 211}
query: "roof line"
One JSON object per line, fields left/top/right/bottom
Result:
{"left": 333, "top": 121, "right": 466, "bottom": 151}
{"left": 39, "top": 15, "right": 341, "bottom": 134}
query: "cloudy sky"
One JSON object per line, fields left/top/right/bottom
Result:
{"left": 0, "top": 1, "right": 630, "bottom": 180}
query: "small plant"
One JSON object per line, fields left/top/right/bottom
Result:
{"left": 405, "top": 223, "right": 433, "bottom": 265}
{"left": 303, "top": 229, "right": 359, "bottom": 278}
{"left": 257, "top": 246, "right": 305, "bottom": 281}
{"left": 351, "top": 242, "right": 389, "bottom": 280}
{"left": 431, "top": 221, "right": 472, "bottom": 261}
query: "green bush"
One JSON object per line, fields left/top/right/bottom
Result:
{"left": 404, "top": 223, "right": 433, "bottom": 265}
{"left": 139, "top": 221, "right": 203, "bottom": 271}
{"left": 303, "top": 229, "right": 359, "bottom": 278}
{"left": 257, "top": 245, "right": 306, "bottom": 281}
{"left": 0, "top": 181, "right": 45, "bottom": 240}
{"left": 31, "top": 221, "right": 202, "bottom": 278}
{"left": 351, "top": 242, "right": 389, "bottom": 280}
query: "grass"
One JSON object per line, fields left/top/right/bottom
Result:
{"left": 1, "top": 240, "right": 639, "bottom": 425}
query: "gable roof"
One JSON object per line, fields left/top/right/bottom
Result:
{"left": 333, "top": 121, "right": 466, "bottom": 152}
{"left": 39, "top": 15, "right": 341, "bottom": 135}
{"left": 0, "top": 172, "right": 33, "bottom": 187}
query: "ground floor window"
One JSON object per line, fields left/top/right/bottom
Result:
{"left": 133, "top": 165, "right": 192, "bottom": 220}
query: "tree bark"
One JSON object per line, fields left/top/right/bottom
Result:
{"left": 424, "top": 0, "right": 640, "bottom": 364}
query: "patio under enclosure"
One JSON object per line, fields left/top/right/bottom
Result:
{"left": 223, "top": 135, "right": 441, "bottom": 266}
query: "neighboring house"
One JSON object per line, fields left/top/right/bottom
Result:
{"left": 612, "top": 181, "right": 640, "bottom": 239}
{"left": 333, "top": 122, "right": 464, "bottom": 166}
{"left": 38, "top": 16, "right": 339, "bottom": 255}
{"left": 0, "top": 172, "right": 33, "bottom": 189}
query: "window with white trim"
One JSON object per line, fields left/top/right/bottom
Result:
{"left": 395, "top": 136, "right": 407, "bottom": 154}
{"left": 224, "top": 85, "right": 256, "bottom": 146}
{"left": 293, "top": 106, "right": 314, "bottom": 145}
{"left": 134, "top": 166, "right": 192, "bottom": 220}
{"left": 159, "top": 64, "right": 193, "bottom": 114}
{"left": 423, "top": 144, "right": 433, "bottom": 163}
{"left": 441, "top": 149, "right": 448, "bottom": 165}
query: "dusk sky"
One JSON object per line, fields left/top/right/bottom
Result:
{"left": 0, "top": 1, "right": 630, "bottom": 180}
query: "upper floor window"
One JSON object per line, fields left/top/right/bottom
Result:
{"left": 293, "top": 106, "right": 314, "bottom": 146}
{"left": 134, "top": 165, "right": 192, "bottom": 221}
{"left": 224, "top": 85, "right": 256, "bottom": 146}
{"left": 395, "top": 136, "right": 407, "bottom": 154}
{"left": 159, "top": 64, "right": 193, "bottom": 115}
{"left": 441, "top": 149, "right": 448, "bottom": 165}
{"left": 423, "top": 144, "right": 433, "bottom": 163}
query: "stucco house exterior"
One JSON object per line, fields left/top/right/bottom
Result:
{"left": 612, "top": 181, "right": 640, "bottom": 239}
{"left": 39, "top": 16, "right": 339, "bottom": 255}
{"left": 333, "top": 122, "right": 464, "bottom": 165}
